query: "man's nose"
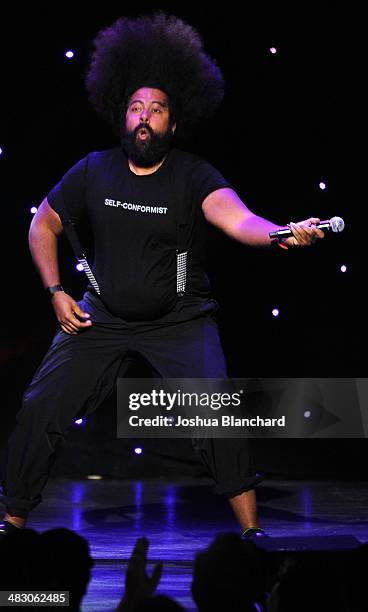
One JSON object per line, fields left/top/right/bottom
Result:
{"left": 140, "top": 110, "right": 150, "bottom": 122}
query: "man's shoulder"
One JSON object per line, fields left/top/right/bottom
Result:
{"left": 171, "top": 148, "right": 222, "bottom": 175}
{"left": 170, "top": 147, "right": 206, "bottom": 167}
{"left": 86, "top": 146, "right": 124, "bottom": 165}
{"left": 170, "top": 149, "right": 222, "bottom": 184}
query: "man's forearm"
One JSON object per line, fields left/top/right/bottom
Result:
{"left": 29, "top": 222, "right": 61, "bottom": 288}
{"left": 233, "top": 213, "right": 282, "bottom": 247}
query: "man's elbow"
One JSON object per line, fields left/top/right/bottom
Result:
{"left": 29, "top": 198, "right": 64, "bottom": 237}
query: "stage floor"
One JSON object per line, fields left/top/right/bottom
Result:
{"left": 22, "top": 477, "right": 368, "bottom": 611}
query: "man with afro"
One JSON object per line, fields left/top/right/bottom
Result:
{"left": 1, "top": 13, "right": 323, "bottom": 539}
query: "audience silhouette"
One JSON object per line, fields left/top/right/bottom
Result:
{"left": 1, "top": 527, "right": 366, "bottom": 611}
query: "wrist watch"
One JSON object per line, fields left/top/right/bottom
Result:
{"left": 46, "top": 284, "right": 64, "bottom": 298}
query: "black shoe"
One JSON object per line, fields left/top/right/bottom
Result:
{"left": 0, "top": 520, "right": 23, "bottom": 538}
{"left": 241, "top": 527, "right": 268, "bottom": 539}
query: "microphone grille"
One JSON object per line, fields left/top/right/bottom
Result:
{"left": 330, "top": 216, "right": 345, "bottom": 233}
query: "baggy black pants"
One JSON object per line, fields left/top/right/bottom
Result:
{"left": 0, "top": 291, "right": 262, "bottom": 518}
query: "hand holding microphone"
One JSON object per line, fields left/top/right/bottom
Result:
{"left": 269, "top": 216, "right": 345, "bottom": 248}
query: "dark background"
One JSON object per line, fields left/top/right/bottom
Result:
{"left": 0, "top": 5, "right": 365, "bottom": 482}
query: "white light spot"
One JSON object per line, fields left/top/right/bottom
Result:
{"left": 65, "top": 50, "right": 75, "bottom": 59}
{"left": 340, "top": 265, "right": 347, "bottom": 273}
{"left": 269, "top": 47, "right": 277, "bottom": 54}
{"left": 272, "top": 308, "right": 280, "bottom": 317}
{"left": 76, "top": 263, "right": 84, "bottom": 272}
{"left": 319, "top": 182, "right": 327, "bottom": 190}
{"left": 30, "top": 206, "right": 38, "bottom": 214}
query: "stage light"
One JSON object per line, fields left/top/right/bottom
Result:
{"left": 269, "top": 47, "right": 277, "bottom": 54}
{"left": 87, "top": 474, "right": 103, "bottom": 480}
{"left": 319, "top": 182, "right": 326, "bottom": 190}
{"left": 272, "top": 308, "right": 280, "bottom": 317}
{"left": 30, "top": 206, "right": 38, "bottom": 214}
{"left": 76, "top": 263, "right": 84, "bottom": 271}
{"left": 304, "top": 410, "right": 311, "bottom": 418}
{"left": 134, "top": 447, "right": 143, "bottom": 455}
{"left": 74, "top": 418, "right": 85, "bottom": 426}
{"left": 65, "top": 50, "right": 75, "bottom": 59}
{"left": 340, "top": 265, "right": 347, "bottom": 273}
{"left": 0, "top": 147, "right": 3, "bottom": 156}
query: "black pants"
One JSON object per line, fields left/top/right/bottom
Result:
{"left": 0, "top": 292, "right": 262, "bottom": 518}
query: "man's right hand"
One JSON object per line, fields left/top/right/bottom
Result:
{"left": 51, "top": 292, "right": 92, "bottom": 335}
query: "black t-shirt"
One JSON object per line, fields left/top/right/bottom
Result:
{"left": 47, "top": 146, "right": 231, "bottom": 321}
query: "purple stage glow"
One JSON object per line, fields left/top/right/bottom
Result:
{"left": 134, "top": 447, "right": 143, "bottom": 455}
{"left": 272, "top": 308, "right": 280, "bottom": 317}
{"left": 65, "top": 50, "right": 75, "bottom": 59}
{"left": 76, "top": 263, "right": 84, "bottom": 271}
{"left": 30, "top": 206, "right": 38, "bottom": 214}
{"left": 319, "top": 181, "right": 326, "bottom": 190}
{"left": 0, "top": 147, "right": 3, "bottom": 156}
{"left": 340, "top": 265, "right": 347, "bottom": 273}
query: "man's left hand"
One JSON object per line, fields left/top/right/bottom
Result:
{"left": 283, "top": 217, "right": 325, "bottom": 247}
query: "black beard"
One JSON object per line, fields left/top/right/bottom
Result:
{"left": 121, "top": 124, "right": 174, "bottom": 168}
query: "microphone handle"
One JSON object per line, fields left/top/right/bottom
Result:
{"left": 269, "top": 220, "right": 331, "bottom": 239}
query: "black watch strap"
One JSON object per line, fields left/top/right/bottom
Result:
{"left": 46, "top": 284, "right": 64, "bottom": 298}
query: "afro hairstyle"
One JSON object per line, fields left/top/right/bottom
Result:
{"left": 85, "top": 12, "right": 225, "bottom": 140}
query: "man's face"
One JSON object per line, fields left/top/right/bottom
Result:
{"left": 121, "top": 87, "right": 176, "bottom": 168}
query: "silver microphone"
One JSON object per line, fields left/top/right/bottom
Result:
{"left": 269, "top": 216, "right": 345, "bottom": 239}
